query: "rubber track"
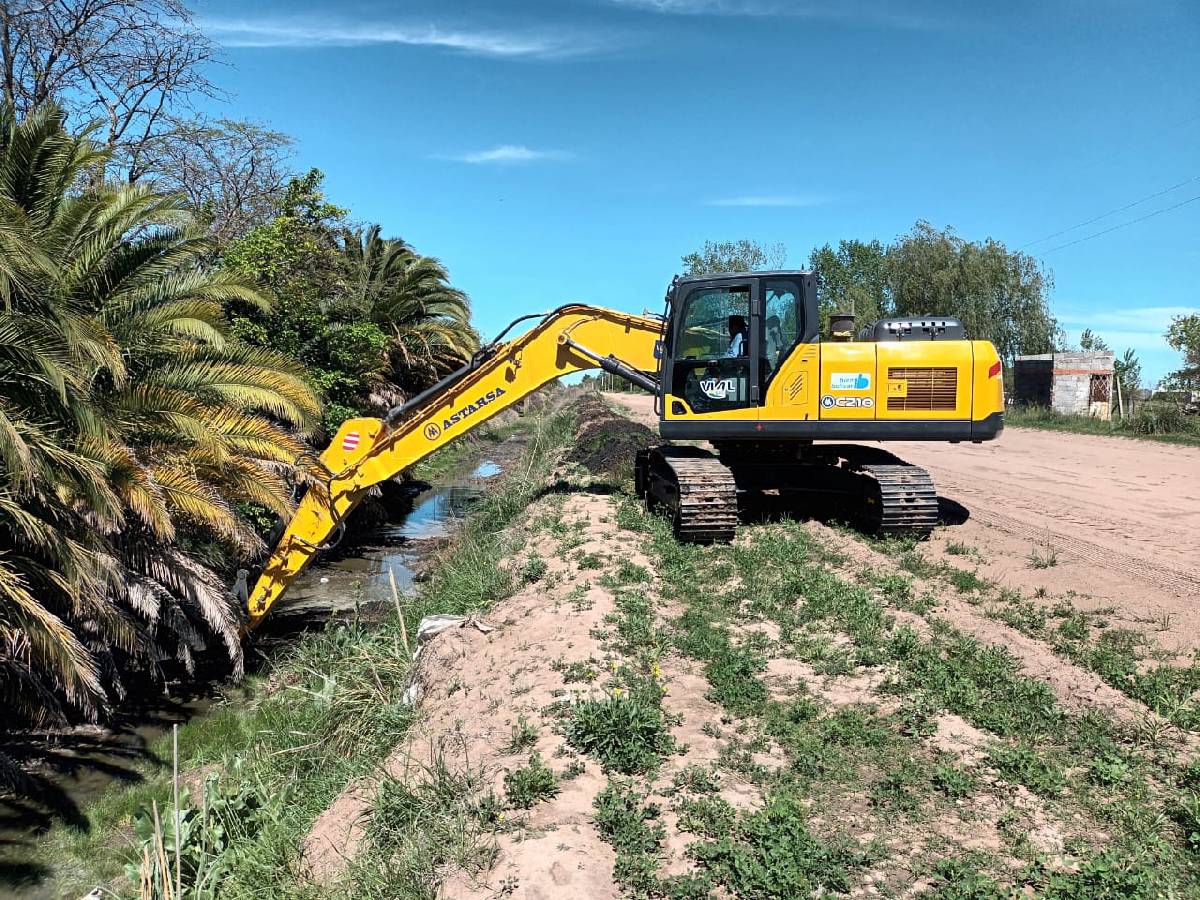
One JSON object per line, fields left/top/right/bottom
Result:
{"left": 652, "top": 448, "right": 738, "bottom": 542}
{"left": 860, "top": 463, "right": 940, "bottom": 534}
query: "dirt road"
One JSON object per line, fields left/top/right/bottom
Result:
{"left": 604, "top": 392, "right": 1200, "bottom": 653}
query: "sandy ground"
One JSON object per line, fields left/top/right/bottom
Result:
{"left": 604, "top": 392, "right": 1200, "bottom": 656}
{"left": 296, "top": 397, "right": 1198, "bottom": 896}
{"left": 303, "top": 489, "right": 645, "bottom": 895}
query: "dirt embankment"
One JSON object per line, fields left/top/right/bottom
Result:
{"left": 605, "top": 391, "right": 1200, "bottom": 656}
{"left": 296, "top": 394, "right": 1198, "bottom": 897}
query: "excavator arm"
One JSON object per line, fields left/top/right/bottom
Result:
{"left": 242, "top": 304, "right": 664, "bottom": 629}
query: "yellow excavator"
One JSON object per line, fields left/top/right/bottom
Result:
{"left": 239, "top": 270, "right": 1004, "bottom": 628}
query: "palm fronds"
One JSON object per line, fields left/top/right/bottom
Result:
{"left": 0, "top": 103, "right": 321, "bottom": 725}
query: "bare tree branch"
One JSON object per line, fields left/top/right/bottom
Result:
{"left": 0, "top": 0, "right": 222, "bottom": 180}
{"left": 139, "top": 115, "right": 295, "bottom": 244}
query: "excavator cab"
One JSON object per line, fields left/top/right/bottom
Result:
{"left": 660, "top": 272, "right": 818, "bottom": 420}
{"left": 655, "top": 271, "right": 1004, "bottom": 444}
{"left": 241, "top": 270, "right": 1005, "bottom": 628}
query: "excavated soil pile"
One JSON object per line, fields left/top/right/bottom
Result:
{"left": 564, "top": 392, "right": 658, "bottom": 479}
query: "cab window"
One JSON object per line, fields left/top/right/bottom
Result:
{"left": 762, "top": 279, "right": 801, "bottom": 381}
{"left": 676, "top": 286, "right": 750, "bottom": 359}
{"left": 672, "top": 285, "right": 752, "bottom": 413}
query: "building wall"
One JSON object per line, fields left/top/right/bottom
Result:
{"left": 1013, "top": 352, "right": 1114, "bottom": 418}
{"left": 1013, "top": 355, "right": 1053, "bottom": 407}
{"left": 1048, "top": 352, "right": 1115, "bottom": 420}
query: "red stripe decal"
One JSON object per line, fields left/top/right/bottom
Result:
{"left": 987, "top": 361, "right": 1002, "bottom": 379}
{"left": 342, "top": 431, "right": 360, "bottom": 451}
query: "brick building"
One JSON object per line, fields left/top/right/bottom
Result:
{"left": 1013, "top": 351, "right": 1116, "bottom": 419}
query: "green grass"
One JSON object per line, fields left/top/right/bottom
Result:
{"left": 593, "top": 780, "right": 712, "bottom": 899}
{"left": 866, "top": 534, "right": 1200, "bottom": 732}
{"left": 361, "top": 757, "right": 499, "bottom": 894}
{"left": 688, "top": 793, "right": 869, "bottom": 897}
{"left": 615, "top": 492, "right": 1200, "bottom": 893}
{"left": 565, "top": 691, "right": 674, "bottom": 775}
{"left": 985, "top": 743, "right": 1067, "bottom": 797}
{"left": 501, "top": 714, "right": 538, "bottom": 753}
{"left": 1006, "top": 403, "right": 1200, "bottom": 447}
{"left": 503, "top": 753, "right": 560, "bottom": 809}
{"left": 34, "top": 408, "right": 577, "bottom": 898}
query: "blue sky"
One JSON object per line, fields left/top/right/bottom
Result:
{"left": 194, "top": 0, "right": 1198, "bottom": 384}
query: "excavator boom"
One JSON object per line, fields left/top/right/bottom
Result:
{"left": 243, "top": 304, "right": 663, "bottom": 628}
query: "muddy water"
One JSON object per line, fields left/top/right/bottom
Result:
{"left": 0, "top": 459, "right": 502, "bottom": 898}
{"left": 263, "top": 460, "right": 499, "bottom": 625}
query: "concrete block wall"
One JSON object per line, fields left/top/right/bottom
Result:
{"left": 1051, "top": 351, "right": 1114, "bottom": 419}
{"left": 1014, "top": 351, "right": 1114, "bottom": 418}
{"left": 1050, "top": 373, "right": 1094, "bottom": 416}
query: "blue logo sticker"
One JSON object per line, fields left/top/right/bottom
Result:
{"left": 830, "top": 372, "right": 871, "bottom": 391}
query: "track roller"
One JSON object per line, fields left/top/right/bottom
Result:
{"left": 643, "top": 445, "right": 738, "bottom": 542}
{"left": 856, "top": 463, "right": 940, "bottom": 535}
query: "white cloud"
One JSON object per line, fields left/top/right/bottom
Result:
{"left": 201, "top": 17, "right": 608, "bottom": 59}
{"left": 1056, "top": 305, "right": 1199, "bottom": 379}
{"left": 705, "top": 194, "right": 830, "bottom": 207}
{"left": 610, "top": 0, "right": 945, "bottom": 29}
{"left": 441, "top": 145, "right": 570, "bottom": 164}
{"left": 1056, "top": 305, "right": 1197, "bottom": 334}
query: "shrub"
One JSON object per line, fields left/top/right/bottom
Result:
{"left": 566, "top": 693, "right": 674, "bottom": 774}
{"left": 504, "top": 753, "right": 560, "bottom": 809}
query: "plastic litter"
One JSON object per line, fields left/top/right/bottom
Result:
{"left": 417, "top": 614, "right": 467, "bottom": 644}
{"left": 415, "top": 614, "right": 494, "bottom": 645}
{"left": 400, "top": 682, "right": 424, "bottom": 706}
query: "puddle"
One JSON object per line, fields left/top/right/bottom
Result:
{"left": 472, "top": 460, "right": 501, "bottom": 478}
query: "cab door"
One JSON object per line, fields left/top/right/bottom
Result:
{"left": 664, "top": 279, "right": 760, "bottom": 421}
{"left": 759, "top": 276, "right": 819, "bottom": 421}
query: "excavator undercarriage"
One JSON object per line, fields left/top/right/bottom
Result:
{"left": 635, "top": 442, "right": 939, "bottom": 543}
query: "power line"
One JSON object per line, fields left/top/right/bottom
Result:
{"left": 1036, "top": 192, "right": 1200, "bottom": 256}
{"left": 1019, "top": 174, "right": 1200, "bottom": 250}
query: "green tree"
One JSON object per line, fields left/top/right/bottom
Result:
{"left": 0, "top": 104, "right": 320, "bottom": 726}
{"left": 1079, "top": 329, "right": 1110, "bottom": 352}
{"left": 225, "top": 175, "right": 477, "bottom": 432}
{"left": 1114, "top": 348, "right": 1142, "bottom": 401}
{"left": 1165, "top": 314, "right": 1200, "bottom": 390}
{"left": 222, "top": 170, "right": 387, "bottom": 432}
{"left": 808, "top": 239, "right": 891, "bottom": 335}
{"left": 339, "top": 225, "right": 477, "bottom": 400}
{"left": 681, "top": 239, "right": 787, "bottom": 275}
{"left": 887, "top": 221, "right": 1059, "bottom": 365}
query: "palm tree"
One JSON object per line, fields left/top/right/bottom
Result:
{"left": 339, "top": 225, "right": 478, "bottom": 399}
{"left": 0, "top": 104, "right": 322, "bottom": 724}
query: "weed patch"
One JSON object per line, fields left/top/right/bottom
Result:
{"left": 689, "top": 793, "right": 868, "bottom": 897}
{"left": 503, "top": 753, "right": 560, "bottom": 809}
{"left": 565, "top": 691, "right": 674, "bottom": 775}
{"left": 986, "top": 743, "right": 1066, "bottom": 797}
{"left": 592, "top": 780, "right": 712, "bottom": 899}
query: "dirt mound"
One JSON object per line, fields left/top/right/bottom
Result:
{"left": 564, "top": 393, "right": 658, "bottom": 479}
{"left": 301, "top": 490, "right": 645, "bottom": 892}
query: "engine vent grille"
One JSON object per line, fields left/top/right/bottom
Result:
{"left": 888, "top": 367, "right": 958, "bottom": 411}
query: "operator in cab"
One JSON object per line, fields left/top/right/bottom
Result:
{"left": 725, "top": 315, "right": 748, "bottom": 357}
